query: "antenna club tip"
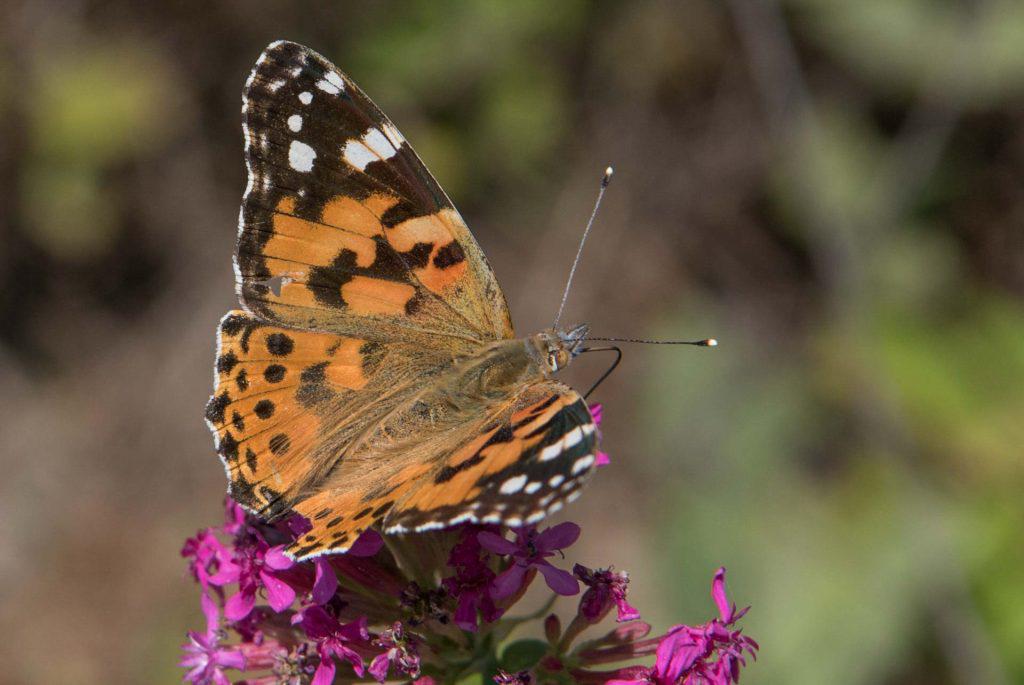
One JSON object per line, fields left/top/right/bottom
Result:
{"left": 602, "top": 166, "right": 614, "bottom": 186}
{"left": 704, "top": 338, "right": 718, "bottom": 347}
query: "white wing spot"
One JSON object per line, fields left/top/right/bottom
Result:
{"left": 524, "top": 481, "right": 542, "bottom": 494}
{"left": 299, "top": 91, "right": 313, "bottom": 105}
{"left": 526, "top": 512, "right": 545, "bottom": 524}
{"left": 567, "top": 491, "right": 582, "bottom": 504}
{"left": 326, "top": 71, "right": 345, "bottom": 91}
{"left": 315, "top": 71, "right": 345, "bottom": 95}
{"left": 548, "top": 475, "right": 565, "bottom": 487}
{"left": 547, "top": 501, "right": 564, "bottom": 514}
{"left": 381, "top": 121, "right": 406, "bottom": 147}
{"left": 540, "top": 442, "right": 563, "bottom": 462}
{"left": 287, "top": 115, "right": 302, "bottom": 132}
{"left": 341, "top": 140, "right": 376, "bottom": 171}
{"left": 572, "top": 455, "right": 595, "bottom": 475}
{"left": 505, "top": 517, "right": 523, "bottom": 527}
{"left": 288, "top": 140, "right": 317, "bottom": 172}
{"left": 267, "top": 79, "right": 286, "bottom": 92}
{"left": 563, "top": 426, "right": 584, "bottom": 448}
{"left": 363, "top": 128, "right": 398, "bottom": 160}
{"left": 499, "top": 474, "right": 528, "bottom": 495}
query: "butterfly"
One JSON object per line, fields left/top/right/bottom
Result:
{"left": 205, "top": 40, "right": 601, "bottom": 560}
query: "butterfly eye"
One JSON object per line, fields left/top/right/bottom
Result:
{"left": 547, "top": 352, "right": 559, "bottom": 371}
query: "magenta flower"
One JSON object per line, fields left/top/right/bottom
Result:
{"left": 606, "top": 568, "right": 758, "bottom": 685}
{"left": 368, "top": 621, "right": 421, "bottom": 682}
{"left": 222, "top": 499, "right": 248, "bottom": 535}
{"left": 478, "top": 523, "right": 581, "bottom": 599}
{"left": 217, "top": 539, "right": 297, "bottom": 620}
{"left": 179, "top": 594, "right": 245, "bottom": 685}
{"left": 442, "top": 528, "right": 503, "bottom": 631}
{"left": 181, "top": 529, "right": 234, "bottom": 590}
{"left": 574, "top": 564, "right": 641, "bottom": 623}
{"left": 292, "top": 605, "right": 369, "bottom": 684}
{"left": 588, "top": 403, "right": 610, "bottom": 466}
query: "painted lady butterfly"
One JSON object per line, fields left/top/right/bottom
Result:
{"left": 206, "top": 41, "right": 601, "bottom": 560}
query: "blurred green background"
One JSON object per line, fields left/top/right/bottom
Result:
{"left": 1, "top": 1, "right": 1022, "bottom": 683}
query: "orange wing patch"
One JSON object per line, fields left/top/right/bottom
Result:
{"left": 383, "top": 386, "right": 599, "bottom": 534}
{"left": 286, "top": 460, "right": 435, "bottom": 559}
{"left": 206, "top": 311, "right": 375, "bottom": 518}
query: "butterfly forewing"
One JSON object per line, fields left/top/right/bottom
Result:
{"left": 238, "top": 40, "right": 513, "bottom": 345}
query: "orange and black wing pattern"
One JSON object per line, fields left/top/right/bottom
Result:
{"left": 237, "top": 41, "right": 512, "bottom": 346}
{"left": 205, "top": 310, "right": 441, "bottom": 522}
{"left": 382, "top": 384, "right": 600, "bottom": 536}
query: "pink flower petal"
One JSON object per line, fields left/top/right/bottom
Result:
{"left": 200, "top": 592, "right": 220, "bottom": 635}
{"left": 711, "top": 567, "right": 733, "bottom": 623}
{"left": 536, "top": 522, "right": 580, "bottom": 552}
{"left": 349, "top": 528, "right": 384, "bottom": 556}
{"left": 537, "top": 562, "right": 581, "bottom": 596}
{"left": 260, "top": 570, "right": 296, "bottom": 612}
{"left": 477, "top": 531, "right": 519, "bottom": 556}
{"left": 263, "top": 545, "right": 294, "bottom": 571}
{"left": 224, "top": 589, "right": 255, "bottom": 621}
{"left": 453, "top": 593, "right": 480, "bottom": 632}
{"left": 368, "top": 652, "right": 391, "bottom": 682}
{"left": 312, "top": 558, "right": 338, "bottom": 605}
{"left": 311, "top": 658, "right": 336, "bottom": 685}
{"left": 595, "top": 450, "right": 611, "bottom": 467}
{"left": 491, "top": 563, "right": 529, "bottom": 599}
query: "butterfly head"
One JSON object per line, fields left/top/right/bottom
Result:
{"left": 532, "top": 323, "right": 589, "bottom": 374}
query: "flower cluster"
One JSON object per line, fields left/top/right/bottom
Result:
{"left": 181, "top": 501, "right": 755, "bottom": 684}
{"left": 181, "top": 405, "right": 758, "bottom": 684}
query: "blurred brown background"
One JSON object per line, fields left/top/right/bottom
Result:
{"left": 2, "top": 1, "right": 1023, "bottom": 683}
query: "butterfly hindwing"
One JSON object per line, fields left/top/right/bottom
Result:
{"left": 206, "top": 310, "right": 446, "bottom": 520}
{"left": 238, "top": 41, "right": 512, "bottom": 346}
{"left": 384, "top": 384, "right": 599, "bottom": 534}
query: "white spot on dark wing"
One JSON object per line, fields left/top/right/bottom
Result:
{"left": 524, "top": 481, "right": 542, "bottom": 494}
{"left": 526, "top": 512, "right": 545, "bottom": 524}
{"left": 571, "top": 455, "right": 595, "bottom": 475}
{"left": 287, "top": 115, "right": 302, "bottom": 132}
{"left": 268, "top": 79, "right": 286, "bottom": 92}
{"left": 363, "top": 128, "right": 398, "bottom": 160}
{"left": 381, "top": 121, "right": 406, "bottom": 147}
{"left": 540, "top": 442, "right": 563, "bottom": 462}
{"left": 547, "top": 501, "right": 564, "bottom": 514}
{"left": 341, "top": 139, "right": 376, "bottom": 171}
{"left": 288, "top": 140, "right": 317, "bottom": 172}
{"left": 499, "top": 474, "right": 528, "bottom": 495}
{"left": 505, "top": 516, "right": 523, "bottom": 527}
{"left": 566, "top": 491, "right": 582, "bottom": 504}
{"left": 315, "top": 71, "right": 345, "bottom": 95}
{"left": 326, "top": 71, "right": 345, "bottom": 91}
{"left": 563, "top": 426, "right": 584, "bottom": 449}
{"left": 299, "top": 91, "right": 313, "bottom": 105}
{"left": 548, "top": 475, "right": 564, "bottom": 487}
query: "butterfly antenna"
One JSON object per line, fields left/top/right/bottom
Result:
{"left": 586, "top": 336, "right": 718, "bottom": 347}
{"left": 553, "top": 166, "right": 614, "bottom": 330}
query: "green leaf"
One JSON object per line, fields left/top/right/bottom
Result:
{"left": 498, "top": 639, "right": 549, "bottom": 672}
